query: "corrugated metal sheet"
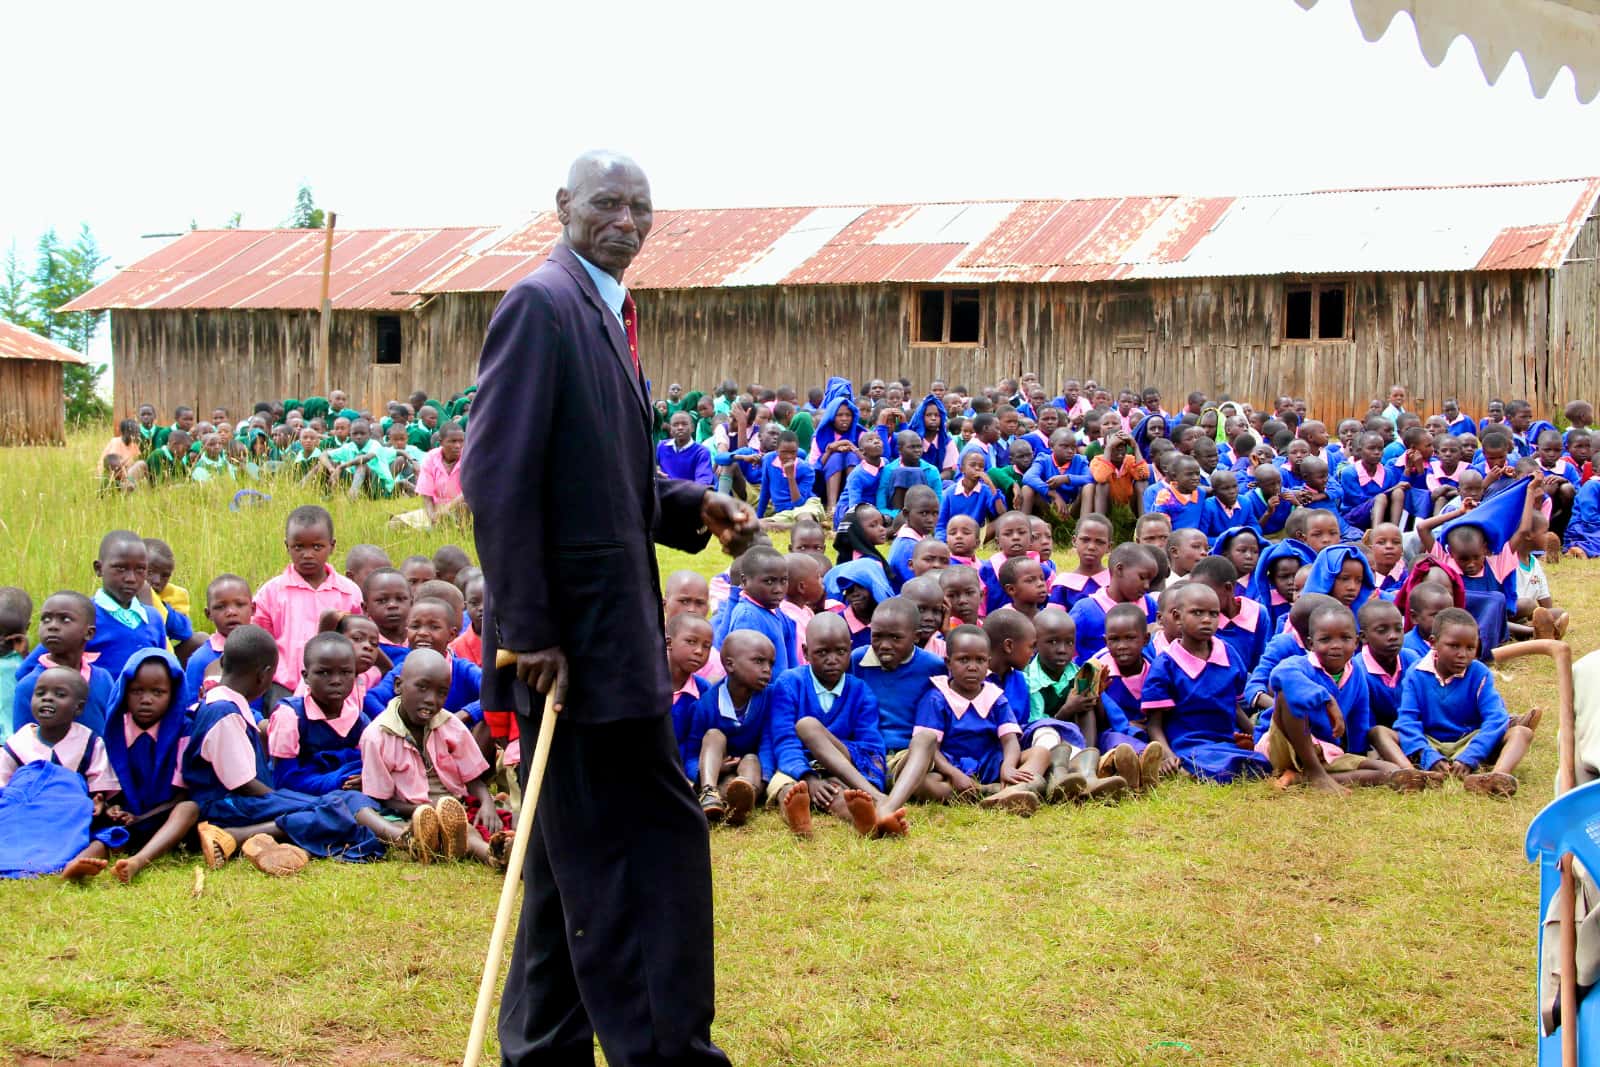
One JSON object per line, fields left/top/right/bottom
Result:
{"left": 66, "top": 179, "right": 1600, "bottom": 311}
{"left": 61, "top": 226, "right": 498, "bottom": 312}
{"left": 0, "top": 320, "right": 85, "bottom": 364}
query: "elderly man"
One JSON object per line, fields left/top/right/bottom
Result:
{"left": 463, "top": 151, "right": 752, "bottom": 1067}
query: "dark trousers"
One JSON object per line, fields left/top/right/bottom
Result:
{"left": 498, "top": 703, "right": 729, "bottom": 1067}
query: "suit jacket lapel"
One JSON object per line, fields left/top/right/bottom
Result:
{"left": 552, "top": 244, "right": 649, "bottom": 417}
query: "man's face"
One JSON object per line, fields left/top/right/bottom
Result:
{"left": 557, "top": 158, "right": 653, "bottom": 276}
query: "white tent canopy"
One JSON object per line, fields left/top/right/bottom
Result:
{"left": 1296, "top": 0, "right": 1600, "bottom": 102}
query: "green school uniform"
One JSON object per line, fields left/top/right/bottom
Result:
{"left": 789, "top": 410, "right": 815, "bottom": 454}
{"left": 146, "top": 446, "right": 180, "bottom": 483}
{"left": 407, "top": 423, "right": 434, "bottom": 450}
{"left": 327, "top": 440, "right": 395, "bottom": 496}
{"left": 190, "top": 454, "right": 236, "bottom": 483}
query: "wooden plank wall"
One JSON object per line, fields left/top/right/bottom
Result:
{"left": 106, "top": 265, "right": 1582, "bottom": 427}
{"left": 0, "top": 360, "right": 65, "bottom": 445}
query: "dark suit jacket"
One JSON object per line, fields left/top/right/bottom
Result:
{"left": 462, "top": 243, "right": 711, "bottom": 724}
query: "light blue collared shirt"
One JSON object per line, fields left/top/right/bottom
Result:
{"left": 94, "top": 588, "right": 149, "bottom": 630}
{"left": 810, "top": 670, "right": 846, "bottom": 715}
{"left": 572, "top": 250, "right": 627, "bottom": 330}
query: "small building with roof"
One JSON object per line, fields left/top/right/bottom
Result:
{"left": 65, "top": 177, "right": 1600, "bottom": 422}
{"left": 0, "top": 320, "right": 86, "bottom": 445}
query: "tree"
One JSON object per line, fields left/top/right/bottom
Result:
{"left": 24, "top": 225, "right": 111, "bottom": 426}
{"left": 289, "top": 184, "right": 325, "bottom": 229}
{"left": 0, "top": 243, "right": 39, "bottom": 334}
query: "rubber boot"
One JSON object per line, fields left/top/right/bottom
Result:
{"left": 1053, "top": 746, "right": 1092, "bottom": 801}
{"left": 1074, "top": 748, "right": 1127, "bottom": 801}
{"left": 980, "top": 773, "right": 1044, "bottom": 816}
{"left": 1044, "top": 745, "right": 1077, "bottom": 803}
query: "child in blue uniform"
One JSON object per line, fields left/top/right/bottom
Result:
{"left": 1142, "top": 583, "right": 1270, "bottom": 783}
{"left": 1357, "top": 598, "right": 1419, "bottom": 735}
{"left": 1248, "top": 539, "right": 1313, "bottom": 633}
{"left": 1088, "top": 603, "right": 1175, "bottom": 772}
{"left": 364, "top": 597, "right": 482, "bottom": 722}
{"left": 266, "top": 633, "right": 370, "bottom": 795}
{"left": 714, "top": 546, "right": 798, "bottom": 673}
{"left": 87, "top": 530, "right": 169, "bottom": 679}
{"left": 1189, "top": 557, "right": 1268, "bottom": 674}
{"left": 1254, "top": 600, "right": 1395, "bottom": 792}
{"left": 666, "top": 614, "right": 714, "bottom": 766}
{"left": 686, "top": 629, "right": 777, "bottom": 826}
{"left": 1069, "top": 543, "right": 1159, "bottom": 664}
{"left": 1150, "top": 455, "right": 1209, "bottom": 531}
{"left": 977, "top": 511, "right": 1040, "bottom": 615}
{"left": 1021, "top": 429, "right": 1092, "bottom": 520}
{"left": 1337, "top": 431, "right": 1407, "bottom": 533}
{"left": 1211, "top": 526, "right": 1264, "bottom": 600}
{"left": 848, "top": 597, "right": 943, "bottom": 815}
{"left": 826, "top": 556, "right": 894, "bottom": 649}
{"left": 910, "top": 625, "right": 1038, "bottom": 814}
{"left": 887, "top": 486, "right": 940, "bottom": 592}
{"left": 1200, "top": 470, "right": 1248, "bottom": 536}
{"left": 836, "top": 431, "right": 884, "bottom": 525}
{"left": 1302, "top": 544, "right": 1376, "bottom": 612}
{"left": 100, "top": 647, "right": 198, "bottom": 883}
{"left": 1048, "top": 513, "right": 1112, "bottom": 611}
{"left": 937, "top": 449, "right": 1003, "bottom": 541}
{"left": 1367, "top": 523, "right": 1408, "bottom": 597}
{"left": 1387, "top": 607, "right": 1532, "bottom": 796}
{"left": 183, "top": 574, "right": 255, "bottom": 710}
{"left": 766, "top": 613, "right": 905, "bottom": 838}
{"left": 180, "top": 625, "right": 399, "bottom": 872}
{"left": 13, "top": 592, "right": 114, "bottom": 737}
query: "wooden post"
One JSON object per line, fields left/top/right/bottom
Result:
{"left": 316, "top": 212, "right": 337, "bottom": 400}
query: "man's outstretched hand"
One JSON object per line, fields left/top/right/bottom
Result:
{"left": 702, "top": 491, "right": 760, "bottom": 556}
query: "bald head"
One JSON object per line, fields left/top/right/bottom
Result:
{"left": 557, "top": 151, "right": 652, "bottom": 277}
{"left": 806, "top": 610, "right": 850, "bottom": 648}
{"left": 401, "top": 646, "right": 450, "bottom": 687}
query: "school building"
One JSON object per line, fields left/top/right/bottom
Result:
{"left": 0, "top": 319, "right": 86, "bottom": 445}
{"left": 65, "top": 177, "right": 1600, "bottom": 423}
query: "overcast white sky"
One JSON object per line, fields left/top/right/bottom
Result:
{"left": 4, "top": 0, "right": 1598, "bottom": 366}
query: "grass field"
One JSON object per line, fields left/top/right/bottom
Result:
{"left": 0, "top": 431, "right": 1575, "bottom": 1065}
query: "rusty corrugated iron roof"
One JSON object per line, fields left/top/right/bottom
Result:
{"left": 64, "top": 178, "right": 1600, "bottom": 311}
{"left": 61, "top": 226, "right": 498, "bottom": 312}
{"left": 0, "top": 320, "right": 86, "bottom": 364}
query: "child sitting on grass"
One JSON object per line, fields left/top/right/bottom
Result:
{"left": 359, "top": 649, "right": 507, "bottom": 867}
{"left": 364, "top": 597, "right": 483, "bottom": 727}
{"left": 13, "top": 592, "right": 114, "bottom": 737}
{"left": 997, "top": 556, "right": 1049, "bottom": 618}
{"left": 1254, "top": 600, "right": 1396, "bottom": 793}
{"left": 766, "top": 613, "right": 905, "bottom": 838}
{"left": 1069, "top": 542, "right": 1159, "bottom": 664}
{"left": 362, "top": 567, "right": 413, "bottom": 671}
{"left": 253, "top": 506, "right": 364, "bottom": 692}
{"left": 101, "top": 648, "right": 199, "bottom": 883}
{"left": 716, "top": 546, "right": 798, "bottom": 674}
{"left": 1384, "top": 607, "right": 1532, "bottom": 797}
{"left": 1358, "top": 599, "right": 1419, "bottom": 730}
{"left": 686, "top": 629, "right": 776, "bottom": 827}
{"left": 0, "top": 667, "right": 124, "bottom": 881}
{"left": 184, "top": 574, "right": 255, "bottom": 709}
{"left": 887, "top": 485, "right": 940, "bottom": 591}
{"left": 1142, "top": 583, "right": 1270, "bottom": 783}
{"left": 267, "top": 633, "right": 370, "bottom": 795}
{"left": 667, "top": 613, "right": 715, "bottom": 754}
{"left": 1048, "top": 513, "right": 1112, "bottom": 611}
{"left": 182, "top": 626, "right": 398, "bottom": 875}
{"left": 940, "top": 565, "right": 985, "bottom": 630}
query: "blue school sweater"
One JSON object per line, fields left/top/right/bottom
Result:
{"left": 656, "top": 439, "right": 715, "bottom": 486}
{"left": 364, "top": 654, "right": 482, "bottom": 719}
{"left": 839, "top": 461, "right": 883, "bottom": 520}
{"left": 1337, "top": 462, "right": 1399, "bottom": 516}
{"left": 887, "top": 529, "right": 924, "bottom": 592}
{"left": 1069, "top": 591, "right": 1158, "bottom": 665}
{"left": 766, "top": 666, "right": 886, "bottom": 789}
{"left": 1401, "top": 627, "right": 1431, "bottom": 661}
{"left": 1089, "top": 649, "right": 1151, "bottom": 741}
{"left": 1243, "top": 629, "right": 1304, "bottom": 712}
{"left": 1395, "top": 655, "right": 1509, "bottom": 770}
{"left": 1023, "top": 453, "right": 1092, "bottom": 506}
{"left": 875, "top": 459, "right": 942, "bottom": 517}
{"left": 1201, "top": 497, "right": 1251, "bottom": 538}
{"left": 671, "top": 675, "right": 708, "bottom": 765}
{"left": 86, "top": 591, "right": 169, "bottom": 679}
{"left": 1215, "top": 597, "right": 1271, "bottom": 676}
{"left": 1360, "top": 645, "right": 1420, "bottom": 729}
{"left": 182, "top": 637, "right": 225, "bottom": 711}
{"left": 682, "top": 677, "right": 776, "bottom": 782}
{"left": 755, "top": 455, "right": 817, "bottom": 517}
{"left": 988, "top": 666, "right": 1032, "bottom": 728}
{"left": 911, "top": 679, "right": 1020, "bottom": 784}
{"left": 1254, "top": 653, "right": 1373, "bottom": 753}
{"left": 1141, "top": 641, "right": 1252, "bottom": 765}
{"left": 12, "top": 658, "right": 116, "bottom": 737}
{"left": 269, "top": 695, "right": 372, "bottom": 794}
{"left": 1151, "top": 485, "right": 1209, "bottom": 531}
{"left": 714, "top": 595, "right": 798, "bottom": 676}
{"left": 379, "top": 641, "right": 412, "bottom": 675}
{"left": 936, "top": 480, "right": 1001, "bottom": 540}
{"left": 849, "top": 645, "right": 943, "bottom": 752}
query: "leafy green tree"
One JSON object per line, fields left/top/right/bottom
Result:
{"left": 289, "top": 184, "right": 325, "bottom": 229}
{"left": 25, "top": 226, "right": 111, "bottom": 426}
{"left": 0, "top": 243, "right": 39, "bottom": 334}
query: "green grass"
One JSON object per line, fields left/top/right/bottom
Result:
{"left": 0, "top": 431, "right": 1569, "bottom": 1065}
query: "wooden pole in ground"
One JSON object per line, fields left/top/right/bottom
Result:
{"left": 316, "top": 212, "right": 337, "bottom": 399}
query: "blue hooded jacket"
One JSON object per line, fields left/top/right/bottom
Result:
{"left": 909, "top": 395, "right": 953, "bottom": 469}
{"left": 1247, "top": 539, "right": 1315, "bottom": 629}
{"left": 811, "top": 377, "right": 862, "bottom": 457}
{"left": 823, "top": 558, "right": 896, "bottom": 606}
{"left": 101, "top": 647, "right": 187, "bottom": 816}
{"left": 1301, "top": 544, "right": 1377, "bottom": 612}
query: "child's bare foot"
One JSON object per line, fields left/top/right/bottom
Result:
{"left": 1308, "top": 775, "right": 1351, "bottom": 796}
{"left": 1532, "top": 607, "right": 1557, "bottom": 640}
{"left": 249, "top": 842, "right": 310, "bottom": 876}
{"left": 1464, "top": 771, "right": 1518, "bottom": 798}
{"left": 780, "top": 781, "right": 814, "bottom": 838}
{"left": 435, "top": 797, "right": 469, "bottom": 860}
{"left": 842, "top": 789, "right": 877, "bottom": 836}
{"left": 409, "top": 806, "right": 442, "bottom": 864}
{"left": 873, "top": 807, "right": 910, "bottom": 837}
{"left": 1271, "top": 770, "right": 1302, "bottom": 791}
{"left": 980, "top": 785, "right": 1041, "bottom": 816}
{"left": 723, "top": 778, "right": 756, "bottom": 827}
{"left": 1388, "top": 769, "right": 1432, "bottom": 793}
{"left": 698, "top": 784, "right": 726, "bottom": 824}
{"left": 196, "top": 822, "right": 237, "bottom": 868}
{"left": 113, "top": 855, "right": 147, "bottom": 883}
{"left": 1557, "top": 613, "right": 1571, "bottom": 639}
{"left": 1514, "top": 706, "right": 1543, "bottom": 732}
{"left": 1101, "top": 743, "right": 1141, "bottom": 792}
{"left": 61, "top": 856, "right": 107, "bottom": 881}
{"left": 1138, "top": 742, "right": 1169, "bottom": 792}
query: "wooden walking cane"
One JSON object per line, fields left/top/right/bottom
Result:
{"left": 462, "top": 677, "right": 559, "bottom": 1067}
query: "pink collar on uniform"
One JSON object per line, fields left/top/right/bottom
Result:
{"left": 1305, "top": 650, "right": 1356, "bottom": 688}
{"left": 1221, "top": 596, "right": 1262, "bottom": 632}
{"left": 1413, "top": 651, "right": 1465, "bottom": 684}
{"left": 840, "top": 605, "right": 868, "bottom": 634}
{"left": 1151, "top": 631, "right": 1172, "bottom": 654}
{"left": 1359, "top": 646, "right": 1401, "bottom": 686}
{"left": 207, "top": 631, "right": 227, "bottom": 652}
{"left": 1089, "top": 588, "right": 1119, "bottom": 612}
{"left": 124, "top": 717, "right": 161, "bottom": 745}
{"left": 1355, "top": 462, "right": 1386, "bottom": 486}
{"left": 1089, "top": 647, "right": 1147, "bottom": 698}
{"left": 951, "top": 480, "right": 984, "bottom": 497}
{"left": 302, "top": 690, "right": 366, "bottom": 737}
{"left": 1165, "top": 639, "right": 1230, "bottom": 679}
{"left": 859, "top": 460, "right": 881, "bottom": 475}
{"left": 895, "top": 526, "right": 924, "bottom": 542}
{"left": 208, "top": 684, "right": 257, "bottom": 726}
{"left": 951, "top": 555, "right": 978, "bottom": 569}
{"left": 930, "top": 676, "right": 1003, "bottom": 719}
{"left": 1053, "top": 568, "right": 1108, "bottom": 592}
{"left": 986, "top": 550, "right": 1034, "bottom": 571}
{"left": 672, "top": 675, "right": 703, "bottom": 701}
{"left": 39, "top": 651, "right": 99, "bottom": 681}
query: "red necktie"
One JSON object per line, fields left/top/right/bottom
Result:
{"left": 621, "top": 294, "right": 640, "bottom": 376}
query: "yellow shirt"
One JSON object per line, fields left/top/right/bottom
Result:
{"left": 159, "top": 583, "right": 192, "bottom": 620}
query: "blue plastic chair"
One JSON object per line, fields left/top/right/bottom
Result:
{"left": 1525, "top": 779, "right": 1600, "bottom": 1064}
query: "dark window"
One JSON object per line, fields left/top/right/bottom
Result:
{"left": 375, "top": 315, "right": 403, "bottom": 364}
{"left": 911, "top": 287, "right": 985, "bottom": 346}
{"left": 1283, "top": 283, "right": 1346, "bottom": 341}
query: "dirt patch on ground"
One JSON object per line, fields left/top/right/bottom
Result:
{"left": 17, "top": 1038, "right": 424, "bottom": 1066}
